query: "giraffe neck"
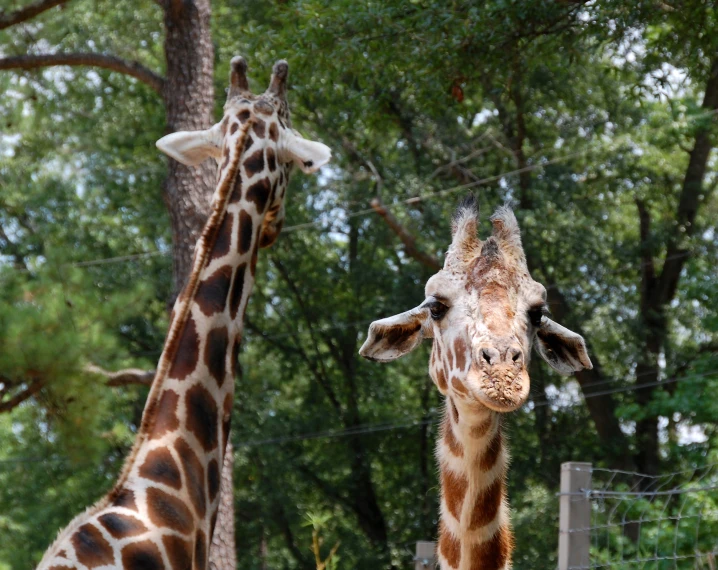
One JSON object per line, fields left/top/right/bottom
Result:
{"left": 37, "top": 117, "right": 277, "bottom": 570}
{"left": 437, "top": 399, "right": 513, "bottom": 570}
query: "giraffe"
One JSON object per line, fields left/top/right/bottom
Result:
{"left": 359, "top": 198, "right": 592, "bottom": 570}
{"left": 37, "top": 56, "right": 331, "bottom": 570}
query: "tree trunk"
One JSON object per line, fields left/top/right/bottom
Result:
{"left": 161, "top": 1, "right": 237, "bottom": 566}
{"left": 162, "top": 0, "right": 216, "bottom": 296}
{"left": 633, "top": 55, "right": 718, "bottom": 478}
{"left": 209, "top": 442, "right": 237, "bottom": 570}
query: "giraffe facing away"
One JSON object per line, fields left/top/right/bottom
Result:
{"left": 38, "top": 56, "right": 331, "bottom": 570}
{"left": 360, "top": 198, "right": 592, "bottom": 570}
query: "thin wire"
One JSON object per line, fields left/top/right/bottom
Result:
{"left": 565, "top": 461, "right": 718, "bottom": 569}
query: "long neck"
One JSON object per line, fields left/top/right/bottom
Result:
{"left": 109, "top": 117, "right": 264, "bottom": 538}
{"left": 437, "top": 399, "right": 513, "bottom": 570}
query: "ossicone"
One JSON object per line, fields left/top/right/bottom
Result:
{"left": 446, "top": 194, "right": 481, "bottom": 268}
{"left": 228, "top": 55, "right": 250, "bottom": 100}
{"left": 266, "top": 59, "right": 289, "bottom": 99}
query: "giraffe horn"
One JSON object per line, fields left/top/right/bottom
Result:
{"left": 266, "top": 59, "right": 289, "bottom": 100}
{"left": 228, "top": 55, "right": 249, "bottom": 100}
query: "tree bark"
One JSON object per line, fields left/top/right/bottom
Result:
{"left": 209, "top": 442, "right": 237, "bottom": 570}
{"left": 160, "top": 1, "right": 237, "bottom": 566}
{"left": 161, "top": 0, "right": 216, "bottom": 298}
{"left": 633, "top": 55, "right": 718, "bottom": 477}
{"left": 162, "top": 0, "right": 236, "bottom": 570}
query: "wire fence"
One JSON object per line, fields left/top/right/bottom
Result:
{"left": 558, "top": 462, "right": 718, "bottom": 570}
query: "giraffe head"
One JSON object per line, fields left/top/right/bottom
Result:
{"left": 156, "top": 56, "right": 331, "bottom": 246}
{"left": 360, "top": 197, "right": 592, "bottom": 414}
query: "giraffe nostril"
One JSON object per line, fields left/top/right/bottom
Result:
{"left": 509, "top": 347, "right": 523, "bottom": 363}
{"left": 481, "top": 348, "right": 497, "bottom": 366}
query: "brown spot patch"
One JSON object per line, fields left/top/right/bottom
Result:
{"left": 229, "top": 122, "right": 238, "bottom": 136}
{"left": 210, "top": 511, "right": 218, "bottom": 538}
{"left": 237, "top": 110, "right": 250, "bottom": 123}
{"left": 121, "top": 540, "right": 165, "bottom": 570}
{"left": 469, "top": 526, "right": 513, "bottom": 569}
{"left": 439, "top": 522, "right": 461, "bottom": 568}
{"left": 238, "top": 210, "right": 253, "bottom": 255}
{"left": 468, "top": 478, "right": 504, "bottom": 530}
{"left": 195, "top": 529, "right": 207, "bottom": 570}
{"left": 479, "top": 430, "right": 502, "bottom": 471}
{"left": 208, "top": 458, "right": 220, "bottom": 503}
{"left": 98, "top": 512, "right": 148, "bottom": 539}
{"left": 229, "top": 263, "right": 247, "bottom": 320}
{"left": 244, "top": 149, "right": 265, "bottom": 179}
{"left": 470, "top": 415, "right": 494, "bottom": 439}
{"left": 441, "top": 468, "right": 467, "bottom": 521}
{"left": 174, "top": 438, "right": 207, "bottom": 519}
{"left": 169, "top": 317, "right": 200, "bottom": 380}
{"left": 454, "top": 338, "right": 468, "bottom": 371}
{"left": 268, "top": 122, "right": 278, "bottom": 141}
{"left": 450, "top": 398, "right": 460, "bottom": 423}
{"left": 185, "top": 384, "right": 219, "bottom": 453}
{"left": 222, "top": 393, "right": 233, "bottom": 451}
{"left": 252, "top": 119, "right": 266, "bottom": 139}
{"left": 210, "top": 214, "right": 233, "bottom": 262}
{"left": 205, "top": 326, "right": 229, "bottom": 387}
{"left": 139, "top": 447, "right": 182, "bottom": 490}
{"left": 195, "top": 265, "right": 232, "bottom": 317}
{"left": 71, "top": 523, "right": 114, "bottom": 568}
{"left": 435, "top": 365, "right": 448, "bottom": 392}
{"left": 146, "top": 487, "right": 193, "bottom": 534}
{"left": 110, "top": 487, "right": 137, "bottom": 511}
{"left": 162, "top": 535, "right": 192, "bottom": 570}
{"left": 250, "top": 247, "right": 258, "bottom": 276}
{"left": 266, "top": 147, "right": 276, "bottom": 171}
{"left": 151, "top": 389, "right": 180, "bottom": 439}
{"left": 246, "top": 178, "right": 271, "bottom": 212}
{"left": 451, "top": 376, "right": 468, "bottom": 396}
{"left": 444, "top": 420, "right": 463, "bottom": 457}
{"left": 230, "top": 337, "right": 240, "bottom": 379}
{"left": 254, "top": 100, "right": 273, "bottom": 115}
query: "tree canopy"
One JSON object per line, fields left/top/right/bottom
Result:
{"left": 1, "top": 1, "right": 717, "bottom": 568}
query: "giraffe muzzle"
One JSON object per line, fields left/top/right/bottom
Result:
{"left": 466, "top": 345, "right": 530, "bottom": 412}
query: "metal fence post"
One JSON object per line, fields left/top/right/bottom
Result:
{"left": 414, "top": 541, "right": 436, "bottom": 570}
{"left": 558, "top": 461, "right": 592, "bottom": 570}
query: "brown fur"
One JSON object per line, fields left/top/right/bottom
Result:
{"left": 442, "top": 468, "right": 468, "bottom": 521}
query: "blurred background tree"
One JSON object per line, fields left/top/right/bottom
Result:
{"left": 1, "top": 0, "right": 717, "bottom": 569}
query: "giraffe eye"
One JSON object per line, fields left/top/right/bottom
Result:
{"left": 528, "top": 306, "right": 548, "bottom": 327}
{"left": 427, "top": 301, "right": 449, "bottom": 320}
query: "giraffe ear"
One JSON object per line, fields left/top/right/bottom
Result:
{"left": 359, "top": 306, "right": 432, "bottom": 362}
{"left": 279, "top": 129, "right": 332, "bottom": 174}
{"left": 156, "top": 124, "right": 223, "bottom": 166}
{"left": 534, "top": 318, "right": 593, "bottom": 375}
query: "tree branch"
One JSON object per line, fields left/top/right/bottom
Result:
{"left": 0, "top": 0, "right": 71, "bottom": 30}
{"left": 0, "top": 377, "right": 44, "bottom": 412}
{"left": 370, "top": 197, "right": 441, "bottom": 271}
{"left": 0, "top": 53, "right": 165, "bottom": 95}
{"left": 84, "top": 364, "right": 155, "bottom": 387}
{"left": 656, "top": 55, "right": 718, "bottom": 306}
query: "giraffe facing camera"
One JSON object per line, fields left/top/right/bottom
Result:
{"left": 37, "top": 56, "right": 330, "bottom": 570}
{"left": 360, "top": 198, "right": 592, "bottom": 570}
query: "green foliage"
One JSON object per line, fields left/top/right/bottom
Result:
{"left": 2, "top": 0, "right": 718, "bottom": 568}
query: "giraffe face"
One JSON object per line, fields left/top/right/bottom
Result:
{"left": 360, "top": 199, "right": 592, "bottom": 413}
{"left": 156, "top": 57, "right": 331, "bottom": 246}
